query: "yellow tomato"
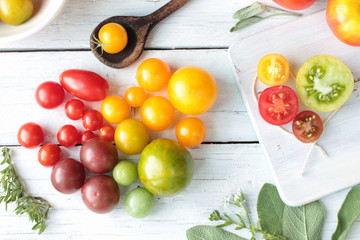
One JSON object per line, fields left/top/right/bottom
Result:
{"left": 98, "top": 23, "right": 128, "bottom": 54}
{"left": 140, "top": 96, "right": 174, "bottom": 131}
{"left": 257, "top": 54, "right": 289, "bottom": 86}
{"left": 176, "top": 117, "right": 206, "bottom": 148}
{"left": 114, "top": 119, "right": 149, "bottom": 155}
{"left": 0, "top": 0, "right": 33, "bottom": 25}
{"left": 101, "top": 95, "right": 129, "bottom": 124}
{"left": 136, "top": 58, "right": 171, "bottom": 92}
{"left": 125, "top": 86, "right": 147, "bottom": 107}
{"left": 168, "top": 66, "right": 217, "bottom": 115}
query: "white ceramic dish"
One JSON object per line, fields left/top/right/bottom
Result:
{"left": 0, "top": 0, "right": 68, "bottom": 43}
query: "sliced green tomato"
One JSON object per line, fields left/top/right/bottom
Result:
{"left": 296, "top": 55, "right": 354, "bottom": 112}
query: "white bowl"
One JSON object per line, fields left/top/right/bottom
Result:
{"left": 0, "top": 0, "right": 68, "bottom": 43}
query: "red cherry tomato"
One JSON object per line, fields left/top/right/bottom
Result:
{"left": 65, "top": 99, "right": 85, "bottom": 120}
{"left": 17, "top": 122, "right": 44, "bottom": 148}
{"left": 258, "top": 86, "right": 299, "bottom": 126}
{"left": 80, "top": 131, "right": 96, "bottom": 144}
{"left": 326, "top": 0, "right": 360, "bottom": 46}
{"left": 82, "top": 110, "right": 103, "bottom": 131}
{"left": 99, "top": 125, "right": 115, "bottom": 142}
{"left": 60, "top": 69, "right": 109, "bottom": 101}
{"left": 57, "top": 125, "right": 79, "bottom": 148}
{"left": 38, "top": 143, "right": 62, "bottom": 167}
{"left": 292, "top": 111, "right": 323, "bottom": 143}
{"left": 272, "top": 0, "right": 318, "bottom": 10}
{"left": 35, "top": 81, "right": 65, "bottom": 109}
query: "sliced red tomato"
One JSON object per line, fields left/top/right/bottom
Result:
{"left": 258, "top": 86, "right": 299, "bottom": 126}
{"left": 292, "top": 111, "right": 323, "bottom": 143}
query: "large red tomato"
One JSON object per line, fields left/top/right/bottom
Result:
{"left": 60, "top": 69, "right": 109, "bottom": 101}
{"left": 138, "top": 138, "right": 194, "bottom": 197}
{"left": 326, "top": 0, "right": 360, "bottom": 46}
{"left": 272, "top": 0, "right": 317, "bottom": 10}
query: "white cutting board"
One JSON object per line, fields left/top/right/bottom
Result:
{"left": 228, "top": 10, "right": 360, "bottom": 206}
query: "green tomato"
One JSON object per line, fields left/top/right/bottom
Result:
{"left": 296, "top": 55, "right": 354, "bottom": 112}
{"left": 112, "top": 160, "right": 138, "bottom": 186}
{"left": 125, "top": 187, "right": 154, "bottom": 218}
{"left": 114, "top": 119, "right": 149, "bottom": 155}
{"left": 0, "top": 0, "right": 33, "bottom": 26}
{"left": 138, "top": 138, "right": 194, "bottom": 197}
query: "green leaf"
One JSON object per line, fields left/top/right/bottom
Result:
{"left": 230, "top": 17, "right": 263, "bottom": 32}
{"left": 283, "top": 201, "right": 325, "bottom": 240}
{"left": 232, "top": 2, "right": 266, "bottom": 20}
{"left": 332, "top": 185, "right": 360, "bottom": 240}
{"left": 257, "top": 183, "right": 285, "bottom": 236}
{"left": 186, "top": 225, "right": 247, "bottom": 240}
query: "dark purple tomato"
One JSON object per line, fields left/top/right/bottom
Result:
{"left": 60, "top": 69, "right": 109, "bottom": 102}
{"left": 80, "top": 137, "right": 118, "bottom": 174}
{"left": 57, "top": 124, "right": 79, "bottom": 147}
{"left": 51, "top": 158, "right": 86, "bottom": 194}
{"left": 81, "top": 175, "right": 120, "bottom": 214}
{"left": 82, "top": 110, "right": 103, "bottom": 131}
{"left": 65, "top": 99, "right": 85, "bottom": 120}
{"left": 35, "top": 81, "right": 65, "bottom": 109}
{"left": 17, "top": 122, "right": 44, "bottom": 148}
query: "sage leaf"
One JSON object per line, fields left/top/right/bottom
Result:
{"left": 232, "top": 2, "right": 266, "bottom": 20}
{"left": 257, "top": 183, "right": 285, "bottom": 236}
{"left": 186, "top": 225, "right": 247, "bottom": 240}
{"left": 283, "top": 201, "right": 325, "bottom": 240}
{"left": 332, "top": 185, "right": 360, "bottom": 240}
{"left": 230, "top": 17, "right": 263, "bottom": 32}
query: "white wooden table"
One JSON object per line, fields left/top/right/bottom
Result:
{"left": 1, "top": 0, "right": 359, "bottom": 239}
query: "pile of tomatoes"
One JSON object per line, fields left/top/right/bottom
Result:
{"left": 256, "top": 53, "right": 353, "bottom": 143}
{"left": 17, "top": 57, "right": 217, "bottom": 217}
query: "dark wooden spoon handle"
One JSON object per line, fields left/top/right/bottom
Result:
{"left": 145, "top": 0, "right": 191, "bottom": 25}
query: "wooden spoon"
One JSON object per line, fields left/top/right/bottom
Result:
{"left": 90, "top": 0, "right": 191, "bottom": 69}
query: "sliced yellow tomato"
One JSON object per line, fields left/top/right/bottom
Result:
{"left": 257, "top": 54, "right": 289, "bottom": 86}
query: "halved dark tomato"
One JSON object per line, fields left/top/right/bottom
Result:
{"left": 258, "top": 86, "right": 299, "bottom": 126}
{"left": 257, "top": 54, "right": 289, "bottom": 86}
{"left": 292, "top": 111, "right": 323, "bottom": 143}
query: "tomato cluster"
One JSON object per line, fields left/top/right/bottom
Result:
{"left": 17, "top": 58, "right": 217, "bottom": 217}
{"left": 257, "top": 54, "right": 324, "bottom": 143}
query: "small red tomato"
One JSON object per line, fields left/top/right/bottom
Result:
{"left": 292, "top": 111, "right": 323, "bottom": 143}
{"left": 272, "top": 0, "right": 318, "bottom": 10}
{"left": 65, "top": 99, "right": 85, "bottom": 120}
{"left": 57, "top": 125, "right": 79, "bottom": 147}
{"left": 60, "top": 69, "right": 109, "bottom": 101}
{"left": 99, "top": 125, "right": 115, "bottom": 142}
{"left": 82, "top": 110, "right": 103, "bottom": 131}
{"left": 80, "top": 131, "right": 96, "bottom": 144}
{"left": 17, "top": 122, "right": 44, "bottom": 148}
{"left": 35, "top": 81, "right": 65, "bottom": 109}
{"left": 38, "top": 143, "right": 62, "bottom": 167}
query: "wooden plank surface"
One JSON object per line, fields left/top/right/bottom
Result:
{"left": 0, "top": 0, "right": 328, "bottom": 50}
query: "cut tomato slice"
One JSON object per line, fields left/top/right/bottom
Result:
{"left": 257, "top": 54, "right": 289, "bottom": 86}
{"left": 258, "top": 86, "right": 299, "bottom": 126}
{"left": 292, "top": 111, "right": 323, "bottom": 143}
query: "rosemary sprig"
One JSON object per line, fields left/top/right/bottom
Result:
{"left": 209, "top": 190, "right": 286, "bottom": 240}
{"left": 0, "top": 147, "right": 51, "bottom": 234}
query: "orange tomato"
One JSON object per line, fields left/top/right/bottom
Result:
{"left": 140, "top": 96, "right": 174, "bottom": 131}
{"left": 326, "top": 0, "right": 360, "bottom": 46}
{"left": 176, "top": 117, "right": 206, "bottom": 148}
{"left": 168, "top": 66, "right": 217, "bottom": 115}
{"left": 101, "top": 95, "right": 129, "bottom": 124}
{"left": 257, "top": 54, "right": 289, "bottom": 86}
{"left": 98, "top": 23, "right": 128, "bottom": 54}
{"left": 125, "top": 86, "right": 147, "bottom": 107}
{"left": 136, "top": 58, "right": 171, "bottom": 92}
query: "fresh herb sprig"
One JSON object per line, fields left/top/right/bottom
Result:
{"left": 0, "top": 147, "right": 51, "bottom": 234}
{"left": 230, "top": 2, "right": 301, "bottom": 32}
{"left": 209, "top": 190, "right": 286, "bottom": 240}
